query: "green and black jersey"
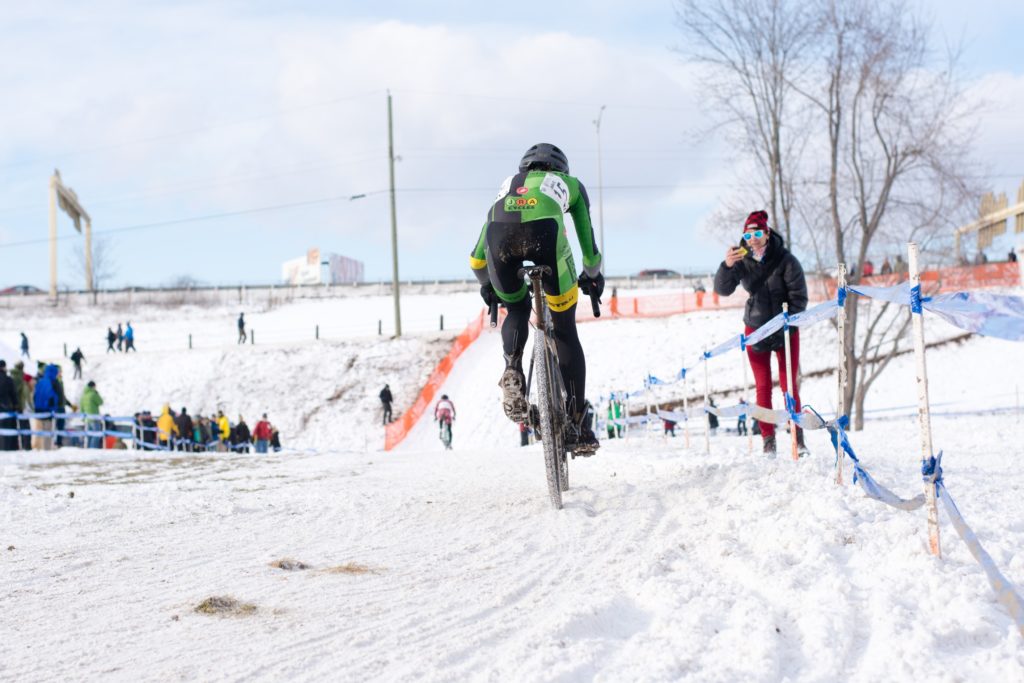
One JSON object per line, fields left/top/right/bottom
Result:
{"left": 469, "top": 170, "right": 602, "bottom": 306}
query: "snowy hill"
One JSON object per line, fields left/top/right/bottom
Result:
{"left": 3, "top": 291, "right": 1024, "bottom": 680}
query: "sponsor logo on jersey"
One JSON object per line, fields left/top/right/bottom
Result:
{"left": 516, "top": 186, "right": 529, "bottom": 195}
{"left": 504, "top": 196, "right": 537, "bottom": 211}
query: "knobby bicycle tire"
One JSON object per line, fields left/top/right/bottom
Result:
{"left": 546, "top": 339, "right": 570, "bottom": 492}
{"left": 534, "top": 322, "right": 564, "bottom": 510}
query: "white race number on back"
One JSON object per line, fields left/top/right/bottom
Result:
{"left": 539, "top": 173, "right": 570, "bottom": 212}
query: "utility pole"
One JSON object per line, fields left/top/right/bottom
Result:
{"left": 593, "top": 105, "right": 607, "bottom": 272}
{"left": 387, "top": 90, "right": 402, "bottom": 336}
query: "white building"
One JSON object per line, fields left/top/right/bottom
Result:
{"left": 282, "top": 248, "right": 364, "bottom": 285}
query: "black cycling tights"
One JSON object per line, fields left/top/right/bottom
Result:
{"left": 503, "top": 297, "right": 586, "bottom": 418}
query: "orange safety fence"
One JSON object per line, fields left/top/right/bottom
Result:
{"left": 575, "top": 290, "right": 747, "bottom": 321}
{"left": 384, "top": 309, "right": 487, "bottom": 451}
{"left": 817, "top": 261, "right": 1020, "bottom": 299}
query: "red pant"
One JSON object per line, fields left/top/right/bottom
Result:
{"left": 745, "top": 325, "right": 800, "bottom": 439}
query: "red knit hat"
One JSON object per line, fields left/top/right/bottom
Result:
{"left": 744, "top": 210, "right": 769, "bottom": 231}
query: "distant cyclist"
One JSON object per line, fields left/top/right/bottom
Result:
{"left": 468, "top": 143, "right": 603, "bottom": 453}
{"left": 434, "top": 394, "right": 456, "bottom": 449}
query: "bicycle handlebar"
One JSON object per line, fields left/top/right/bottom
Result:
{"left": 489, "top": 300, "right": 499, "bottom": 327}
{"left": 590, "top": 291, "right": 602, "bottom": 318}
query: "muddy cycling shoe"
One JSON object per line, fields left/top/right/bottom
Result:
{"left": 498, "top": 365, "right": 529, "bottom": 423}
{"left": 565, "top": 422, "right": 600, "bottom": 456}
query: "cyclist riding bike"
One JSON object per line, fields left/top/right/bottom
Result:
{"left": 434, "top": 394, "right": 456, "bottom": 449}
{"left": 468, "top": 143, "right": 604, "bottom": 453}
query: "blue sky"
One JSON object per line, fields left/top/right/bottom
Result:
{"left": 1, "top": 1, "right": 1022, "bottom": 289}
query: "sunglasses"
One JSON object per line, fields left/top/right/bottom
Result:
{"left": 742, "top": 229, "right": 765, "bottom": 241}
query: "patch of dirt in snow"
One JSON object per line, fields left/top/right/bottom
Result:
{"left": 194, "top": 596, "right": 258, "bottom": 616}
{"left": 322, "top": 562, "right": 381, "bottom": 575}
{"left": 270, "top": 558, "right": 311, "bottom": 571}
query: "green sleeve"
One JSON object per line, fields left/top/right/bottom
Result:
{"left": 568, "top": 178, "right": 602, "bottom": 276}
{"left": 468, "top": 221, "right": 490, "bottom": 285}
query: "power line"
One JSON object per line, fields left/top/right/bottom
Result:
{"left": 0, "top": 190, "right": 389, "bottom": 249}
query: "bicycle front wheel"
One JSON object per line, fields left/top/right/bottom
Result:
{"left": 534, "top": 330, "right": 564, "bottom": 510}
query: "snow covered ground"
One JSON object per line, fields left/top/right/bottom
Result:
{"left": 2, "top": 291, "right": 1023, "bottom": 680}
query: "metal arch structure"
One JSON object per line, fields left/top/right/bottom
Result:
{"left": 48, "top": 169, "right": 93, "bottom": 299}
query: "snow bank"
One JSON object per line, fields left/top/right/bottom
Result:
{"left": 2, "top": 291, "right": 1023, "bottom": 680}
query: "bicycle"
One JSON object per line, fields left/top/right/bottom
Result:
{"left": 490, "top": 266, "right": 601, "bottom": 509}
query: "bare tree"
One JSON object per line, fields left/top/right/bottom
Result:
{"left": 69, "top": 235, "right": 117, "bottom": 290}
{"left": 676, "top": 0, "right": 980, "bottom": 429}
{"left": 675, "top": 0, "right": 817, "bottom": 245}
{"left": 795, "top": 0, "right": 978, "bottom": 428}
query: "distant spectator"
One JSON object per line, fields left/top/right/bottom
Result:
{"left": 139, "top": 411, "right": 157, "bottom": 448}
{"left": 11, "top": 361, "right": 31, "bottom": 450}
{"left": 20, "top": 332, "right": 29, "bottom": 359}
{"left": 880, "top": 258, "right": 893, "bottom": 275}
{"left": 237, "top": 313, "right": 247, "bottom": 344}
{"left": 175, "top": 407, "right": 194, "bottom": 452}
{"left": 217, "top": 411, "right": 231, "bottom": 451}
{"left": 124, "top": 322, "right": 136, "bottom": 352}
{"left": 53, "top": 366, "right": 72, "bottom": 448}
{"left": 234, "top": 416, "right": 251, "bottom": 453}
{"left": 519, "top": 421, "right": 530, "bottom": 447}
{"left": 157, "top": 405, "right": 178, "bottom": 450}
{"left": 974, "top": 251, "right": 988, "bottom": 265}
{"left": 106, "top": 327, "right": 117, "bottom": 353}
{"left": 694, "top": 280, "right": 706, "bottom": 307}
{"left": 80, "top": 381, "right": 104, "bottom": 449}
{"left": 270, "top": 427, "right": 281, "bottom": 452}
{"left": 0, "top": 360, "right": 17, "bottom": 451}
{"left": 663, "top": 418, "right": 676, "bottom": 437}
{"left": 1010, "top": 249, "right": 1018, "bottom": 263}
{"left": 752, "top": 418, "right": 761, "bottom": 436}
{"left": 737, "top": 399, "right": 748, "bottom": 436}
{"left": 253, "top": 414, "right": 273, "bottom": 453}
{"left": 862, "top": 260, "right": 874, "bottom": 277}
{"left": 116, "top": 323, "right": 124, "bottom": 352}
{"left": 607, "top": 398, "right": 623, "bottom": 439}
{"left": 194, "top": 416, "right": 210, "bottom": 452}
{"left": 70, "top": 347, "right": 85, "bottom": 379}
{"left": 379, "top": 384, "right": 393, "bottom": 424}
{"left": 32, "top": 364, "right": 59, "bottom": 450}
{"left": 893, "top": 254, "right": 907, "bottom": 275}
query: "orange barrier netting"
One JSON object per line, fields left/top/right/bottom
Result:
{"left": 384, "top": 310, "right": 486, "bottom": 450}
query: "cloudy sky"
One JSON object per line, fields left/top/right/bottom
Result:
{"left": 1, "top": 0, "right": 1022, "bottom": 289}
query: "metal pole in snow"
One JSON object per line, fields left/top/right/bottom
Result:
{"left": 909, "top": 242, "right": 941, "bottom": 558}
{"left": 835, "top": 263, "right": 848, "bottom": 485}
{"left": 782, "top": 303, "right": 798, "bottom": 461}
{"left": 703, "top": 347, "right": 711, "bottom": 455}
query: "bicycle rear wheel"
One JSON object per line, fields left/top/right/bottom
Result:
{"left": 535, "top": 330, "right": 567, "bottom": 509}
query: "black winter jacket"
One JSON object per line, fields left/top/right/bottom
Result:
{"left": 0, "top": 373, "right": 16, "bottom": 411}
{"left": 713, "top": 231, "right": 808, "bottom": 329}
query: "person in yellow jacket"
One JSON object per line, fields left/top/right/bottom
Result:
{"left": 156, "top": 404, "right": 179, "bottom": 450}
{"left": 217, "top": 411, "right": 231, "bottom": 452}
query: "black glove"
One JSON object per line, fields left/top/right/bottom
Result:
{"left": 578, "top": 272, "right": 605, "bottom": 299}
{"left": 480, "top": 283, "right": 498, "bottom": 307}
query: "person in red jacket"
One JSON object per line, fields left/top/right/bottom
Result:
{"left": 253, "top": 414, "right": 273, "bottom": 454}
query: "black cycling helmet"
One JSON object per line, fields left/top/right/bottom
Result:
{"left": 441, "top": 394, "right": 449, "bottom": 400}
{"left": 519, "top": 143, "right": 569, "bottom": 174}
